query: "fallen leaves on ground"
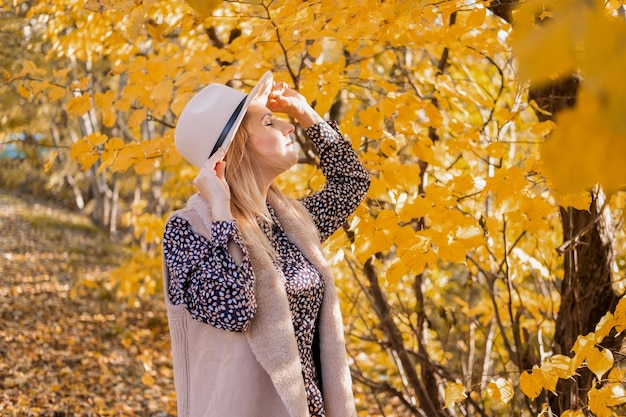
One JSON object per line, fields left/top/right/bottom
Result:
{"left": 0, "top": 190, "right": 176, "bottom": 416}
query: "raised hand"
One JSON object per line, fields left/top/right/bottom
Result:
{"left": 193, "top": 147, "right": 233, "bottom": 221}
{"left": 266, "top": 81, "right": 323, "bottom": 129}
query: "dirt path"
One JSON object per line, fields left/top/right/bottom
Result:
{"left": 0, "top": 191, "right": 176, "bottom": 416}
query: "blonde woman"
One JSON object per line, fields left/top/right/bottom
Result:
{"left": 162, "top": 72, "right": 370, "bottom": 417}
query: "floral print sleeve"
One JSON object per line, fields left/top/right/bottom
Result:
{"left": 302, "top": 121, "right": 370, "bottom": 242}
{"left": 163, "top": 216, "right": 256, "bottom": 332}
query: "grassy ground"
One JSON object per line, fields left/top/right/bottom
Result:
{"left": 0, "top": 189, "right": 176, "bottom": 416}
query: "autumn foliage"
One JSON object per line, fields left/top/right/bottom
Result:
{"left": 2, "top": 0, "right": 626, "bottom": 415}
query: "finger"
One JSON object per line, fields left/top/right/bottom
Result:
{"left": 215, "top": 160, "right": 226, "bottom": 179}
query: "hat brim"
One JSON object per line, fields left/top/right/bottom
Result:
{"left": 217, "top": 71, "right": 274, "bottom": 156}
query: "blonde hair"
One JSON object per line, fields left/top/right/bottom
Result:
{"left": 225, "top": 114, "right": 319, "bottom": 258}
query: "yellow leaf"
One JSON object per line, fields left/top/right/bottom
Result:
{"left": 146, "top": 19, "right": 167, "bottom": 41}
{"left": 44, "top": 150, "right": 58, "bottom": 172}
{"left": 586, "top": 347, "right": 613, "bottom": 381}
{"left": 538, "top": 368, "right": 561, "bottom": 393}
{"left": 465, "top": 8, "right": 486, "bottom": 28}
{"left": 71, "top": 77, "right": 89, "bottom": 91}
{"left": 67, "top": 94, "right": 92, "bottom": 116}
{"left": 541, "top": 89, "right": 626, "bottom": 194}
{"left": 94, "top": 90, "right": 115, "bottom": 108}
{"left": 485, "top": 142, "right": 505, "bottom": 158}
{"left": 141, "top": 373, "right": 155, "bottom": 387}
{"left": 588, "top": 384, "right": 626, "bottom": 417}
{"left": 86, "top": 132, "right": 108, "bottom": 146}
{"left": 571, "top": 333, "right": 596, "bottom": 370}
{"left": 134, "top": 158, "right": 155, "bottom": 175}
{"left": 512, "top": 8, "right": 577, "bottom": 83}
{"left": 102, "top": 108, "right": 117, "bottom": 127}
{"left": 486, "top": 378, "right": 513, "bottom": 405}
{"left": 112, "top": 146, "right": 135, "bottom": 172}
{"left": 544, "top": 354, "right": 575, "bottom": 379}
{"left": 97, "top": 138, "right": 123, "bottom": 175}
{"left": 438, "top": 241, "right": 469, "bottom": 264}
{"left": 451, "top": 173, "right": 475, "bottom": 194}
{"left": 70, "top": 139, "right": 99, "bottom": 170}
{"left": 52, "top": 67, "right": 72, "bottom": 79}
{"left": 185, "top": 0, "right": 223, "bottom": 15}
{"left": 530, "top": 120, "right": 556, "bottom": 136}
{"left": 380, "top": 137, "right": 397, "bottom": 156}
{"left": 106, "top": 137, "right": 125, "bottom": 151}
{"left": 557, "top": 191, "right": 592, "bottom": 211}
{"left": 613, "top": 296, "right": 626, "bottom": 332}
{"left": 128, "top": 108, "right": 147, "bottom": 128}
{"left": 70, "top": 139, "right": 92, "bottom": 160}
{"left": 17, "top": 84, "right": 31, "bottom": 100}
{"left": 412, "top": 137, "right": 434, "bottom": 163}
{"left": 386, "top": 258, "right": 408, "bottom": 285}
{"left": 48, "top": 85, "right": 67, "bottom": 102}
{"left": 519, "top": 369, "right": 542, "bottom": 400}
{"left": 561, "top": 411, "right": 585, "bottom": 417}
{"left": 594, "top": 312, "right": 615, "bottom": 342}
{"left": 308, "top": 42, "right": 324, "bottom": 58}
{"left": 150, "top": 79, "right": 173, "bottom": 103}
{"left": 443, "top": 381, "right": 467, "bottom": 409}
{"left": 16, "top": 60, "right": 47, "bottom": 77}
{"left": 84, "top": 0, "right": 140, "bottom": 13}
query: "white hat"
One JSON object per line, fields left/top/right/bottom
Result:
{"left": 175, "top": 71, "right": 273, "bottom": 168}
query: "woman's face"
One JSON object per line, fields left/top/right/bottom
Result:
{"left": 246, "top": 102, "right": 298, "bottom": 176}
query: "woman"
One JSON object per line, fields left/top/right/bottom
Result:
{"left": 162, "top": 72, "right": 370, "bottom": 417}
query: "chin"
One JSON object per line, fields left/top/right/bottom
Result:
{"left": 282, "top": 147, "right": 297, "bottom": 165}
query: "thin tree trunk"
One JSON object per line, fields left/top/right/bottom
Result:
{"left": 363, "top": 259, "right": 449, "bottom": 417}
{"left": 49, "top": 121, "right": 84, "bottom": 210}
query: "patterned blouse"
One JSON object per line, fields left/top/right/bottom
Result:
{"left": 163, "top": 121, "right": 370, "bottom": 417}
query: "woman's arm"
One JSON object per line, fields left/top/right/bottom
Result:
{"left": 266, "top": 82, "right": 370, "bottom": 241}
{"left": 163, "top": 216, "right": 256, "bottom": 332}
{"left": 301, "top": 121, "right": 371, "bottom": 242}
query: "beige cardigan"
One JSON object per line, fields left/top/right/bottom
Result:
{"left": 162, "top": 192, "right": 357, "bottom": 417}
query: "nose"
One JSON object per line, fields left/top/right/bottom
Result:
{"left": 280, "top": 120, "right": 294, "bottom": 135}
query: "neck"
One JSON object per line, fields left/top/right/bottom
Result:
{"left": 255, "top": 170, "right": 279, "bottom": 202}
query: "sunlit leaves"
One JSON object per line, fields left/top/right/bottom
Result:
{"left": 98, "top": 137, "right": 125, "bottom": 174}
{"left": 613, "top": 296, "right": 626, "bottom": 333}
{"left": 47, "top": 85, "right": 67, "bottom": 101}
{"left": 84, "top": 0, "right": 141, "bottom": 13}
{"left": 561, "top": 410, "right": 585, "bottom": 417}
{"left": 514, "top": 0, "right": 626, "bottom": 194}
{"left": 15, "top": 59, "right": 47, "bottom": 78}
{"left": 69, "top": 132, "right": 169, "bottom": 174}
{"left": 518, "top": 302, "right": 626, "bottom": 405}
{"left": 70, "top": 133, "right": 105, "bottom": 170}
{"left": 586, "top": 346, "right": 613, "bottom": 381}
{"left": 589, "top": 383, "right": 626, "bottom": 417}
{"left": 444, "top": 381, "right": 467, "bottom": 408}
{"left": 487, "top": 378, "right": 514, "bottom": 405}
{"left": 541, "top": 89, "right": 626, "bottom": 194}
{"left": 66, "top": 94, "right": 92, "bottom": 116}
